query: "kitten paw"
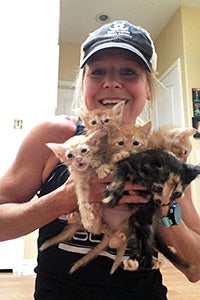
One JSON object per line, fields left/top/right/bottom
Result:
{"left": 152, "top": 256, "right": 163, "bottom": 269}
{"left": 102, "top": 196, "right": 117, "bottom": 207}
{"left": 66, "top": 211, "right": 80, "bottom": 223}
{"left": 108, "top": 231, "right": 126, "bottom": 249}
{"left": 123, "top": 259, "right": 139, "bottom": 271}
{"left": 112, "top": 151, "right": 130, "bottom": 163}
{"left": 96, "top": 164, "right": 111, "bottom": 179}
{"left": 102, "top": 196, "right": 112, "bottom": 204}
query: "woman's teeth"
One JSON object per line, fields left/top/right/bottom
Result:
{"left": 101, "top": 100, "right": 125, "bottom": 105}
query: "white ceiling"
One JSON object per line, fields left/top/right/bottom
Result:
{"left": 60, "top": 0, "right": 200, "bottom": 43}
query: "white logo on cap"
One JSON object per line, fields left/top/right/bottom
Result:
{"left": 105, "top": 21, "right": 131, "bottom": 39}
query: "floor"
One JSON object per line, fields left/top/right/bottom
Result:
{"left": 0, "top": 258, "right": 200, "bottom": 299}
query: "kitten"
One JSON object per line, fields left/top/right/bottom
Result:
{"left": 80, "top": 101, "right": 124, "bottom": 134}
{"left": 80, "top": 102, "right": 125, "bottom": 178}
{"left": 107, "top": 121, "right": 152, "bottom": 164}
{"left": 148, "top": 125, "right": 196, "bottom": 162}
{"left": 103, "top": 149, "right": 200, "bottom": 271}
{"left": 46, "top": 130, "right": 104, "bottom": 234}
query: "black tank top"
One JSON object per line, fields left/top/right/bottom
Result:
{"left": 35, "top": 117, "right": 167, "bottom": 299}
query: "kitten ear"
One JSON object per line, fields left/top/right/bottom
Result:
{"left": 178, "top": 127, "right": 197, "bottom": 139}
{"left": 112, "top": 102, "right": 125, "bottom": 118}
{"left": 86, "top": 129, "right": 104, "bottom": 146}
{"left": 141, "top": 121, "right": 152, "bottom": 137}
{"left": 79, "top": 109, "right": 87, "bottom": 120}
{"left": 46, "top": 143, "right": 66, "bottom": 160}
{"left": 184, "top": 164, "right": 200, "bottom": 184}
{"left": 169, "top": 127, "right": 196, "bottom": 140}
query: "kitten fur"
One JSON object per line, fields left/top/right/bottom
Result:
{"left": 46, "top": 130, "right": 104, "bottom": 234}
{"left": 80, "top": 102, "right": 125, "bottom": 178}
{"left": 148, "top": 125, "right": 196, "bottom": 162}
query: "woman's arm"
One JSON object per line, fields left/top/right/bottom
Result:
{"left": 0, "top": 117, "right": 77, "bottom": 241}
{"left": 160, "top": 186, "right": 200, "bottom": 282}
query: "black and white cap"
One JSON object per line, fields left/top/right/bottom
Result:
{"left": 80, "top": 20, "right": 157, "bottom": 72}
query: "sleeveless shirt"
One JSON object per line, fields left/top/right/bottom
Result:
{"left": 35, "top": 118, "right": 168, "bottom": 299}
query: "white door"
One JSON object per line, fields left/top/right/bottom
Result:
{"left": 56, "top": 81, "right": 75, "bottom": 115}
{"left": 152, "top": 58, "right": 185, "bottom": 129}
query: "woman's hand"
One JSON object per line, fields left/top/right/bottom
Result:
{"left": 120, "top": 182, "right": 150, "bottom": 204}
{"left": 88, "top": 173, "right": 150, "bottom": 205}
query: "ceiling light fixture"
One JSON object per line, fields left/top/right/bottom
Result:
{"left": 95, "top": 13, "right": 110, "bottom": 23}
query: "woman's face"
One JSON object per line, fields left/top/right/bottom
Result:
{"left": 82, "top": 48, "right": 151, "bottom": 124}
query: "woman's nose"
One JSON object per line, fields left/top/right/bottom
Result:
{"left": 103, "top": 73, "right": 122, "bottom": 89}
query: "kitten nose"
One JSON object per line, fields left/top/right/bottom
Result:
{"left": 75, "top": 156, "right": 82, "bottom": 163}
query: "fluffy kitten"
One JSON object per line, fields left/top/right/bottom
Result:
{"left": 107, "top": 121, "right": 152, "bottom": 164}
{"left": 46, "top": 130, "right": 104, "bottom": 235}
{"left": 80, "top": 102, "right": 125, "bottom": 178}
{"left": 148, "top": 125, "right": 196, "bottom": 162}
{"left": 80, "top": 101, "right": 124, "bottom": 134}
{"left": 103, "top": 149, "right": 200, "bottom": 271}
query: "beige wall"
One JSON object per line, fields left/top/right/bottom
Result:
{"left": 58, "top": 41, "right": 80, "bottom": 81}
{"left": 155, "top": 6, "right": 200, "bottom": 213}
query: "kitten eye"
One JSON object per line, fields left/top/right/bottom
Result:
{"left": 67, "top": 153, "right": 73, "bottom": 159}
{"left": 133, "top": 140, "right": 140, "bottom": 146}
{"left": 152, "top": 184, "right": 163, "bottom": 194}
{"left": 104, "top": 118, "right": 110, "bottom": 123}
{"left": 81, "top": 148, "right": 88, "bottom": 153}
{"left": 172, "top": 191, "right": 182, "bottom": 199}
{"left": 91, "top": 120, "right": 97, "bottom": 125}
{"left": 117, "top": 141, "right": 124, "bottom": 146}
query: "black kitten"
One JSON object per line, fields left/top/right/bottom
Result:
{"left": 103, "top": 149, "right": 200, "bottom": 270}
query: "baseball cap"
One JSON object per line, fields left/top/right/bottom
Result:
{"left": 80, "top": 20, "right": 157, "bottom": 72}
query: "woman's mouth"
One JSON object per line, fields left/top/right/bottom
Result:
{"left": 100, "top": 99, "right": 127, "bottom": 106}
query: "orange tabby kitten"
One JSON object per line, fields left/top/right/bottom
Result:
{"left": 46, "top": 130, "right": 104, "bottom": 235}
{"left": 80, "top": 102, "right": 125, "bottom": 178}
{"left": 148, "top": 125, "right": 196, "bottom": 162}
{"left": 108, "top": 121, "right": 152, "bottom": 164}
{"left": 80, "top": 101, "right": 124, "bottom": 134}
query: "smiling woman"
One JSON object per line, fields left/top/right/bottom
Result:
{"left": 1, "top": 18, "right": 200, "bottom": 300}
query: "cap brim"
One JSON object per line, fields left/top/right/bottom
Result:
{"left": 80, "top": 42, "right": 151, "bottom": 71}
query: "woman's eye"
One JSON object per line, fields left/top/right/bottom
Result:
{"left": 90, "top": 68, "right": 105, "bottom": 76}
{"left": 120, "top": 68, "right": 136, "bottom": 76}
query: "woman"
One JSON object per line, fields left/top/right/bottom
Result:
{"left": 0, "top": 20, "right": 200, "bottom": 299}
